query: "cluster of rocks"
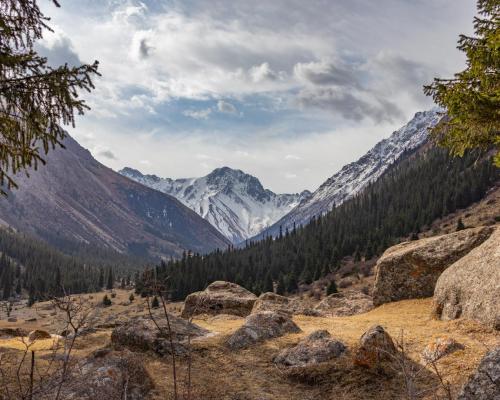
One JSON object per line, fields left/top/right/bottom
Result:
{"left": 372, "top": 226, "right": 499, "bottom": 330}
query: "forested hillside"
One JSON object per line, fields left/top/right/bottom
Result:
{"left": 0, "top": 228, "right": 142, "bottom": 303}
{"left": 140, "top": 147, "right": 499, "bottom": 300}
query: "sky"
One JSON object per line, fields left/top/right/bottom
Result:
{"left": 38, "top": 0, "right": 476, "bottom": 193}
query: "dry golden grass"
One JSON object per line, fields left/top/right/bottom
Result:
{"left": 1, "top": 291, "right": 498, "bottom": 399}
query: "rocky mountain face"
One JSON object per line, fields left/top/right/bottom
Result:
{"left": 0, "top": 135, "right": 230, "bottom": 259}
{"left": 255, "top": 109, "right": 443, "bottom": 239}
{"left": 120, "top": 166, "right": 311, "bottom": 244}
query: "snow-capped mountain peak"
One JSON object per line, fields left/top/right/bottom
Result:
{"left": 254, "top": 109, "right": 443, "bottom": 239}
{"left": 119, "top": 166, "right": 311, "bottom": 244}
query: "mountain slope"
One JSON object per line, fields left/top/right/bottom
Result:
{"left": 255, "top": 109, "right": 443, "bottom": 240}
{"left": 0, "top": 135, "right": 230, "bottom": 259}
{"left": 120, "top": 166, "right": 311, "bottom": 243}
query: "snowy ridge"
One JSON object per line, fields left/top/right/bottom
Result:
{"left": 120, "top": 166, "right": 311, "bottom": 244}
{"left": 254, "top": 109, "right": 443, "bottom": 239}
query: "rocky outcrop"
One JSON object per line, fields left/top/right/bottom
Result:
{"left": 111, "top": 316, "right": 208, "bottom": 356}
{"left": 314, "top": 291, "right": 373, "bottom": 316}
{"left": 252, "top": 292, "right": 296, "bottom": 315}
{"left": 54, "top": 350, "right": 153, "bottom": 400}
{"left": 373, "top": 227, "right": 494, "bottom": 306}
{"left": 181, "top": 281, "right": 257, "bottom": 318}
{"left": 226, "top": 311, "right": 301, "bottom": 350}
{"left": 457, "top": 347, "right": 500, "bottom": 400}
{"left": 274, "top": 330, "right": 346, "bottom": 367}
{"left": 420, "top": 337, "right": 464, "bottom": 363}
{"left": 354, "top": 325, "right": 396, "bottom": 368}
{"left": 433, "top": 228, "right": 500, "bottom": 330}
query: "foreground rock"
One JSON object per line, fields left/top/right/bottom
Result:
{"left": 373, "top": 227, "right": 493, "bottom": 306}
{"left": 354, "top": 325, "right": 396, "bottom": 368}
{"left": 181, "top": 281, "right": 257, "bottom": 318}
{"left": 226, "top": 311, "right": 301, "bottom": 350}
{"left": 457, "top": 347, "right": 500, "bottom": 400}
{"left": 314, "top": 291, "right": 373, "bottom": 316}
{"left": 28, "top": 329, "right": 51, "bottom": 341}
{"left": 420, "top": 337, "right": 464, "bottom": 363}
{"left": 56, "top": 350, "right": 153, "bottom": 400}
{"left": 274, "top": 330, "right": 346, "bottom": 367}
{"left": 111, "top": 316, "right": 208, "bottom": 356}
{"left": 433, "top": 227, "right": 500, "bottom": 330}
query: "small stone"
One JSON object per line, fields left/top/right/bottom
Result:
{"left": 421, "top": 337, "right": 464, "bottom": 363}
{"left": 274, "top": 330, "right": 347, "bottom": 367}
{"left": 354, "top": 325, "right": 396, "bottom": 368}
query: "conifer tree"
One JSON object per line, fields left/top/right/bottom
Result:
{"left": 106, "top": 268, "right": 114, "bottom": 290}
{"left": 424, "top": 0, "right": 499, "bottom": 165}
{"left": 326, "top": 280, "right": 338, "bottom": 296}
{"left": 0, "top": 0, "right": 100, "bottom": 194}
{"left": 456, "top": 218, "right": 466, "bottom": 231}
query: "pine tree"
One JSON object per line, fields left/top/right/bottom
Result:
{"left": 326, "top": 280, "right": 338, "bottom": 296}
{"left": 456, "top": 218, "right": 466, "bottom": 231}
{"left": 0, "top": 0, "right": 99, "bottom": 195}
{"left": 102, "top": 294, "right": 112, "bottom": 306}
{"left": 151, "top": 296, "right": 159, "bottom": 308}
{"left": 98, "top": 269, "right": 104, "bottom": 289}
{"left": 276, "top": 275, "right": 285, "bottom": 295}
{"left": 424, "top": 0, "right": 500, "bottom": 165}
{"left": 129, "top": 293, "right": 135, "bottom": 303}
{"left": 106, "top": 268, "right": 114, "bottom": 290}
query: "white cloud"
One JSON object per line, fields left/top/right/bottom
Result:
{"left": 217, "top": 100, "right": 238, "bottom": 115}
{"left": 183, "top": 108, "right": 212, "bottom": 120}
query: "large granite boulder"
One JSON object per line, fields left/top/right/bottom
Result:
{"left": 181, "top": 281, "right": 257, "bottom": 318}
{"left": 354, "top": 325, "right": 396, "bottom": 368}
{"left": 111, "top": 316, "right": 208, "bottom": 356}
{"left": 274, "top": 330, "right": 346, "bottom": 367}
{"left": 226, "top": 311, "right": 301, "bottom": 350}
{"left": 314, "top": 291, "right": 373, "bottom": 316}
{"left": 457, "top": 347, "right": 500, "bottom": 400}
{"left": 373, "top": 227, "right": 493, "bottom": 306}
{"left": 433, "top": 227, "right": 500, "bottom": 329}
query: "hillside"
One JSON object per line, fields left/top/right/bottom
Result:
{"left": 0, "top": 135, "right": 230, "bottom": 259}
{"left": 149, "top": 145, "right": 499, "bottom": 300}
{"left": 256, "top": 110, "right": 442, "bottom": 240}
{"left": 120, "top": 166, "right": 311, "bottom": 243}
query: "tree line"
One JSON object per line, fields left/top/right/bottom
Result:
{"left": 136, "top": 146, "right": 499, "bottom": 301}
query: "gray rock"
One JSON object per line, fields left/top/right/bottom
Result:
{"left": 111, "top": 316, "right": 208, "bottom": 356}
{"left": 420, "top": 336, "right": 464, "bottom": 363}
{"left": 373, "top": 227, "right": 494, "bottom": 306}
{"left": 182, "top": 281, "right": 257, "bottom": 318}
{"left": 252, "top": 292, "right": 294, "bottom": 315}
{"left": 274, "top": 330, "right": 346, "bottom": 367}
{"left": 226, "top": 311, "right": 301, "bottom": 350}
{"left": 314, "top": 291, "right": 373, "bottom": 316}
{"left": 433, "top": 227, "right": 500, "bottom": 329}
{"left": 28, "top": 329, "right": 51, "bottom": 341}
{"left": 457, "top": 347, "right": 500, "bottom": 400}
{"left": 354, "top": 325, "right": 396, "bottom": 368}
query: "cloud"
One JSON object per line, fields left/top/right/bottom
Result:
{"left": 294, "top": 60, "right": 359, "bottom": 88}
{"left": 217, "top": 100, "right": 238, "bottom": 115}
{"left": 249, "top": 62, "right": 284, "bottom": 83}
{"left": 183, "top": 108, "right": 212, "bottom": 119}
{"left": 37, "top": 31, "right": 82, "bottom": 67}
{"left": 97, "top": 149, "right": 117, "bottom": 160}
{"left": 285, "top": 154, "right": 301, "bottom": 160}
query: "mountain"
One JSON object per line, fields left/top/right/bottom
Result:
{"left": 120, "top": 166, "right": 311, "bottom": 243}
{"left": 0, "top": 135, "right": 230, "bottom": 259}
{"left": 254, "top": 109, "right": 443, "bottom": 240}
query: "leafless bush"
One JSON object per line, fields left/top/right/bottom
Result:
{"left": 0, "top": 292, "right": 97, "bottom": 400}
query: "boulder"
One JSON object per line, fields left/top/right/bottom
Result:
{"left": 433, "top": 227, "right": 500, "bottom": 329}
{"left": 354, "top": 325, "right": 396, "bottom": 368}
{"left": 252, "top": 292, "right": 294, "bottom": 315}
{"left": 457, "top": 347, "right": 500, "bottom": 400}
{"left": 0, "top": 327, "right": 28, "bottom": 337}
{"left": 226, "top": 311, "right": 301, "bottom": 350}
{"left": 181, "top": 281, "right": 257, "bottom": 318}
{"left": 111, "top": 316, "right": 208, "bottom": 356}
{"left": 274, "top": 330, "right": 346, "bottom": 367}
{"left": 420, "top": 337, "right": 464, "bottom": 363}
{"left": 373, "top": 227, "right": 493, "bottom": 306}
{"left": 55, "top": 350, "right": 153, "bottom": 400}
{"left": 28, "top": 329, "right": 51, "bottom": 341}
{"left": 314, "top": 291, "right": 373, "bottom": 316}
